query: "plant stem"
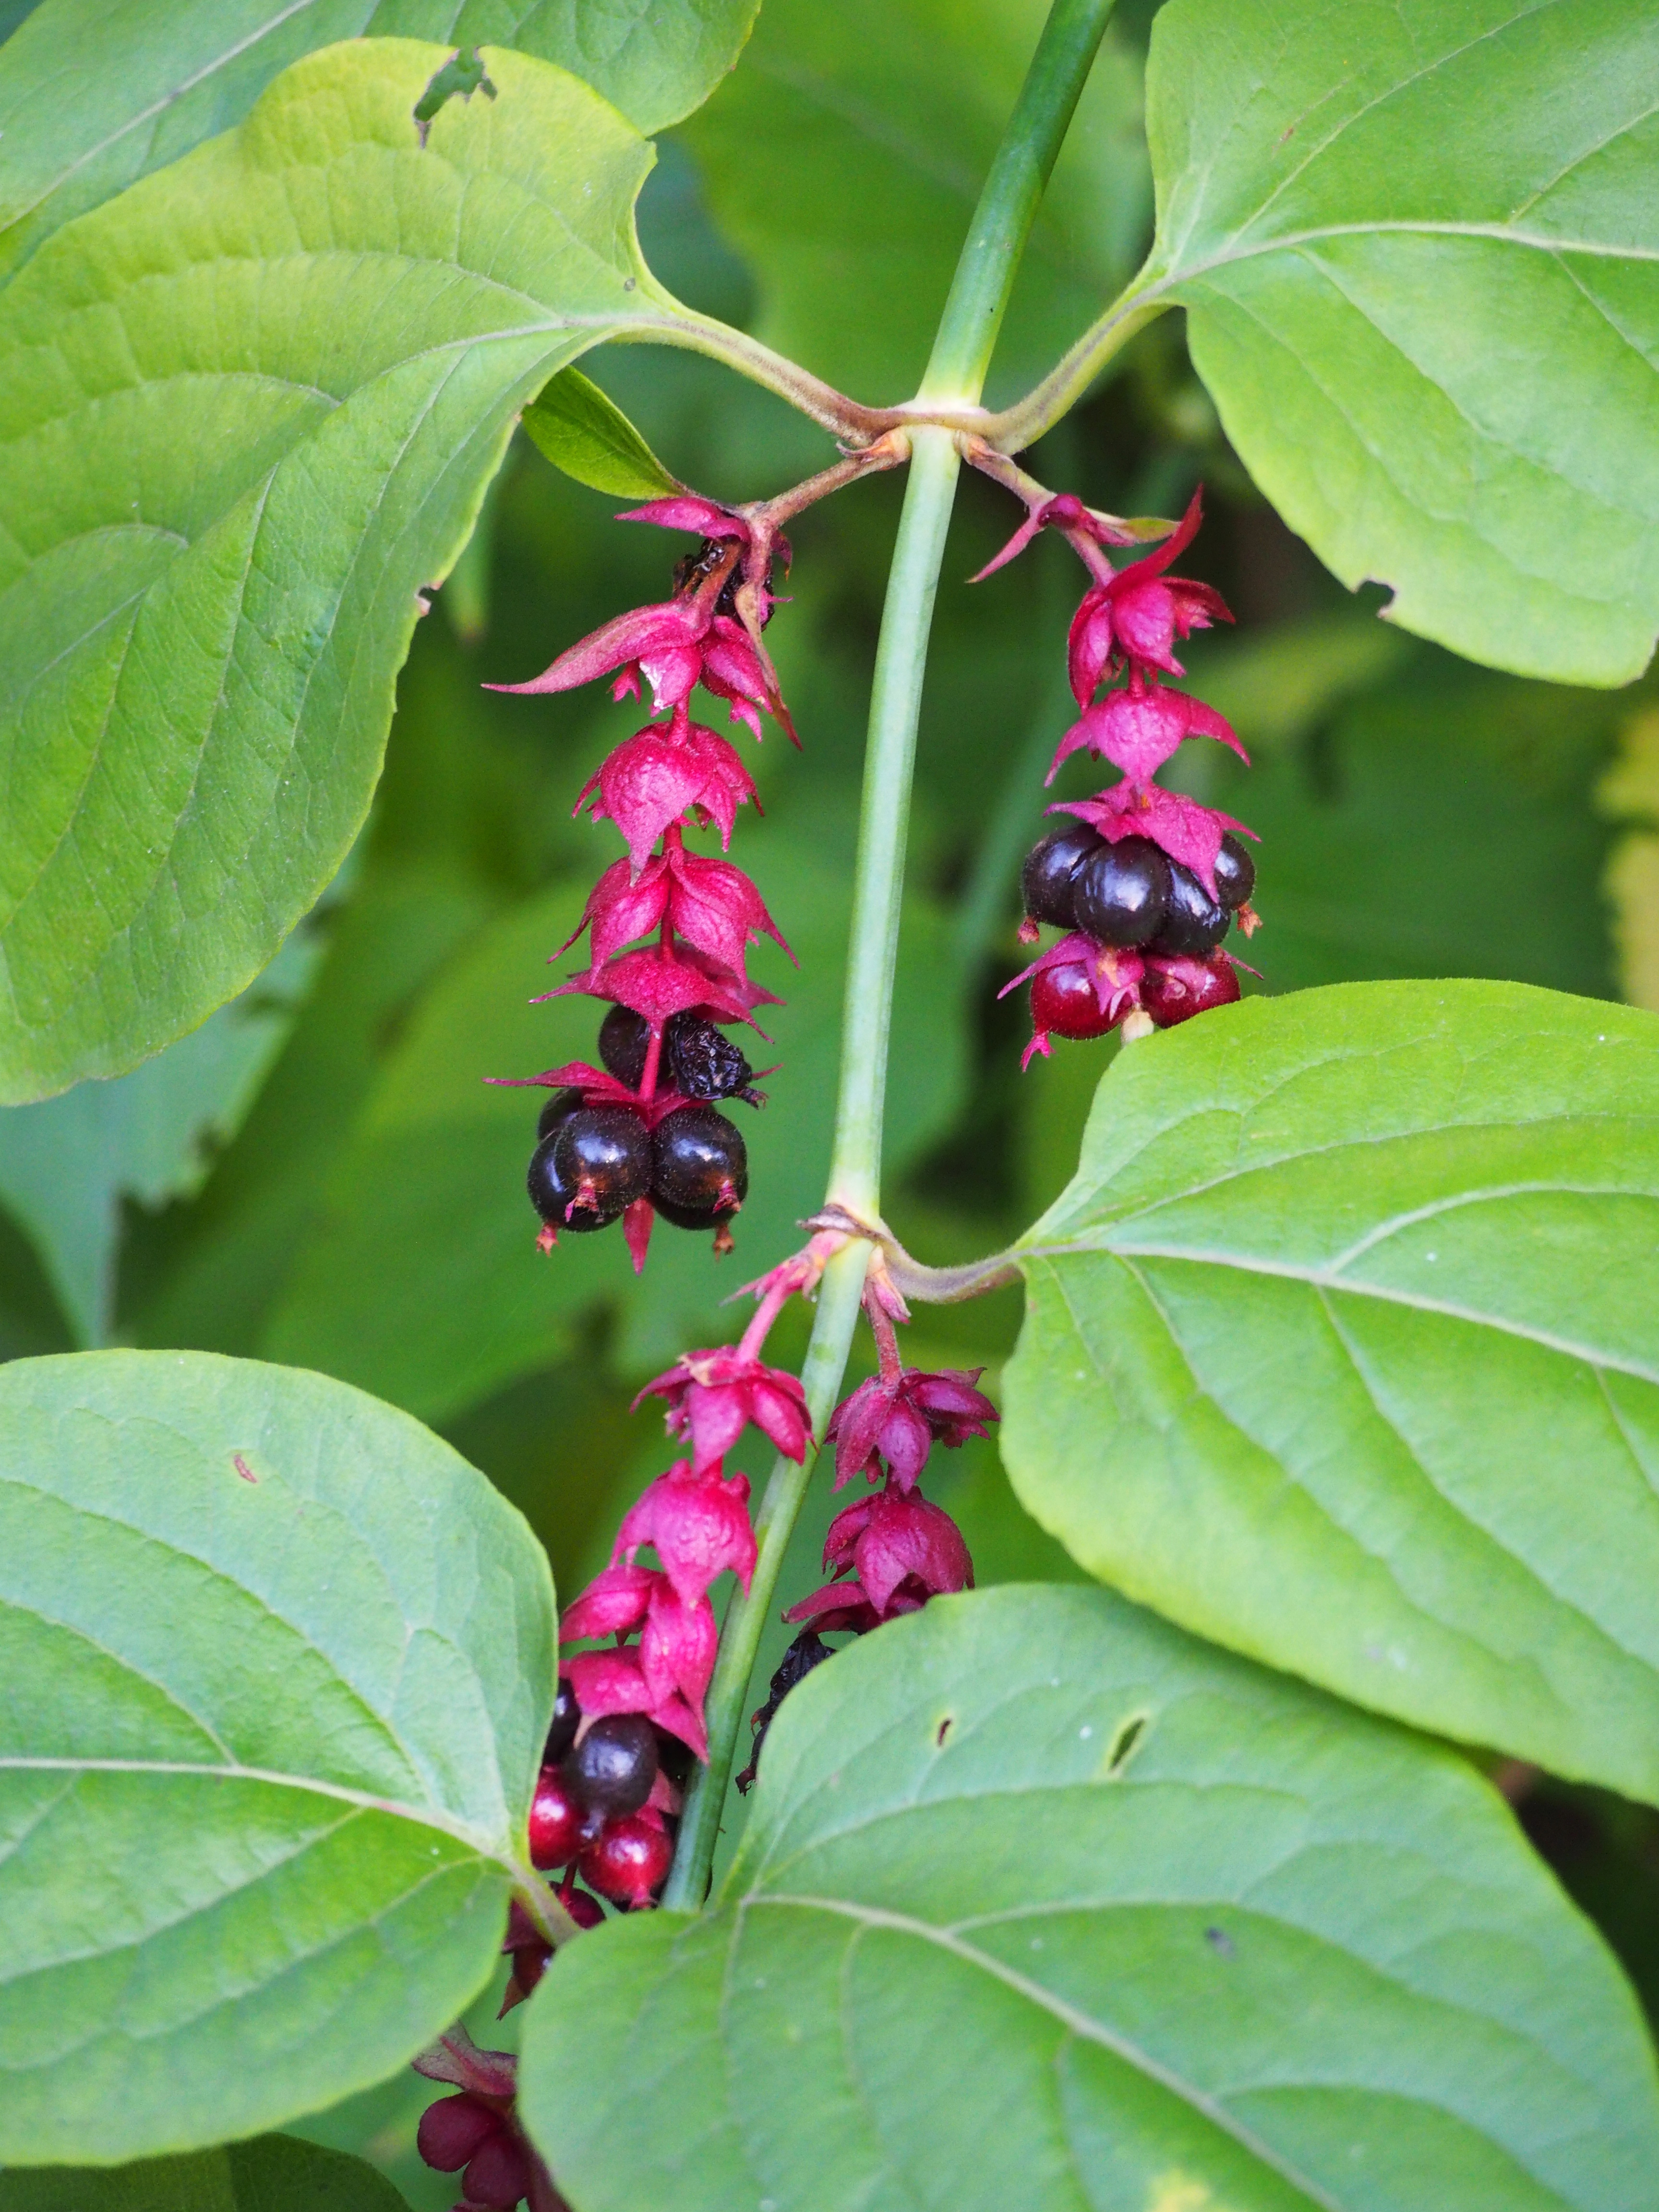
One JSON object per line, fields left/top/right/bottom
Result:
{"left": 662, "top": 0, "right": 1119, "bottom": 1912}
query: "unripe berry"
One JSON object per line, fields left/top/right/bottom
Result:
{"left": 528, "top": 1767, "right": 585, "bottom": 1869}
{"left": 563, "top": 1712, "right": 659, "bottom": 1819}
{"left": 1142, "top": 952, "right": 1240, "bottom": 1027}
{"left": 545, "top": 1676, "right": 580, "bottom": 1767}
{"left": 1031, "top": 961, "right": 1124, "bottom": 1041}
{"left": 1020, "top": 824, "right": 1103, "bottom": 931}
{"left": 560, "top": 1884, "right": 606, "bottom": 1930}
{"left": 1071, "top": 836, "right": 1170, "bottom": 948}
{"left": 1153, "top": 862, "right": 1229, "bottom": 956}
{"left": 580, "top": 1814, "right": 673, "bottom": 1907}
{"left": 462, "top": 2128, "right": 533, "bottom": 2212}
{"left": 650, "top": 1106, "right": 747, "bottom": 1221}
{"left": 1212, "top": 832, "right": 1255, "bottom": 911}
{"left": 418, "top": 2094, "right": 500, "bottom": 2174}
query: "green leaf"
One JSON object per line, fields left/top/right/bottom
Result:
{"left": 0, "top": 923, "right": 325, "bottom": 1346}
{"left": 0, "top": 37, "right": 701, "bottom": 1105}
{"left": 519, "top": 1585, "right": 1659, "bottom": 2211}
{"left": 1001, "top": 979, "right": 1659, "bottom": 1806}
{"left": 1136, "top": 0, "right": 1659, "bottom": 685}
{"left": 0, "top": 1348, "right": 554, "bottom": 2163}
{"left": 0, "top": 0, "right": 759, "bottom": 279}
{"left": 261, "top": 828, "right": 969, "bottom": 1417}
{"left": 522, "top": 366, "right": 682, "bottom": 499}
{"left": 681, "top": 0, "right": 1151, "bottom": 405}
{"left": 0, "top": 2134, "right": 410, "bottom": 2211}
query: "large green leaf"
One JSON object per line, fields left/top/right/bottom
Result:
{"left": 0, "top": 37, "right": 702, "bottom": 1104}
{"left": 682, "top": 0, "right": 1151, "bottom": 405}
{"left": 0, "top": 2134, "right": 409, "bottom": 2211}
{"left": 1133, "top": 0, "right": 1659, "bottom": 685}
{"left": 0, "top": 0, "right": 758, "bottom": 279}
{"left": 0, "top": 1348, "right": 554, "bottom": 2163}
{"left": 262, "top": 827, "right": 969, "bottom": 1415}
{"left": 1001, "top": 979, "right": 1659, "bottom": 1805}
{"left": 519, "top": 1584, "right": 1659, "bottom": 2211}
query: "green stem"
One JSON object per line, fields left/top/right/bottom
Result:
{"left": 974, "top": 286, "right": 1168, "bottom": 453}
{"left": 662, "top": 0, "right": 1119, "bottom": 1913}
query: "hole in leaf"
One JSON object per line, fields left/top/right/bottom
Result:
{"left": 935, "top": 1716, "right": 953, "bottom": 1748}
{"left": 414, "top": 48, "right": 497, "bottom": 147}
{"left": 1105, "top": 1712, "right": 1146, "bottom": 1775}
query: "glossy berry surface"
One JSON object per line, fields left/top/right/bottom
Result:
{"left": 1030, "top": 961, "right": 1124, "bottom": 1041}
{"left": 552, "top": 1106, "right": 651, "bottom": 1221}
{"left": 666, "top": 1011, "right": 761, "bottom": 1104}
{"left": 1153, "top": 862, "right": 1230, "bottom": 955}
{"left": 597, "top": 1004, "right": 650, "bottom": 1088}
{"left": 461, "top": 2129, "right": 533, "bottom": 2212}
{"left": 563, "top": 1712, "right": 659, "bottom": 1819}
{"left": 580, "top": 1813, "right": 673, "bottom": 1907}
{"left": 528, "top": 1767, "right": 585, "bottom": 1869}
{"left": 418, "top": 2094, "right": 499, "bottom": 2174}
{"left": 527, "top": 1134, "right": 609, "bottom": 1234}
{"left": 1071, "top": 836, "right": 1171, "bottom": 947}
{"left": 545, "top": 1676, "right": 579, "bottom": 1766}
{"left": 1020, "top": 824, "right": 1103, "bottom": 931}
{"left": 1142, "top": 952, "right": 1240, "bottom": 1027}
{"left": 1212, "top": 832, "right": 1256, "bottom": 911}
{"left": 560, "top": 1884, "right": 607, "bottom": 1931}
{"left": 535, "top": 1086, "right": 584, "bottom": 1143}
{"left": 651, "top": 1106, "right": 747, "bottom": 1219}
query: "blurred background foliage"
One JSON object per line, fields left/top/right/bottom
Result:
{"left": 2, "top": 0, "right": 1654, "bottom": 2195}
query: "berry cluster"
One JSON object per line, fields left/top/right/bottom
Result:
{"left": 415, "top": 2029, "right": 563, "bottom": 2212}
{"left": 491, "top": 495, "right": 794, "bottom": 1272}
{"left": 974, "top": 483, "right": 1261, "bottom": 1061}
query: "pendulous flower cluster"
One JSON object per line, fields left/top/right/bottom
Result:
{"left": 977, "top": 486, "right": 1261, "bottom": 1063}
{"left": 490, "top": 495, "right": 796, "bottom": 1273}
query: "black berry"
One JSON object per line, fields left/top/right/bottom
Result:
{"left": 545, "top": 1676, "right": 579, "bottom": 1766}
{"left": 552, "top": 1106, "right": 650, "bottom": 1222}
{"left": 536, "top": 1086, "right": 584, "bottom": 1143}
{"left": 1212, "top": 833, "right": 1256, "bottom": 911}
{"left": 1153, "top": 863, "right": 1230, "bottom": 956}
{"left": 528, "top": 1134, "right": 609, "bottom": 1233}
{"left": 1020, "top": 824, "right": 1104, "bottom": 932}
{"left": 1071, "top": 836, "right": 1171, "bottom": 947}
{"left": 563, "top": 1712, "right": 659, "bottom": 1820}
{"left": 666, "top": 1012, "right": 762, "bottom": 1106}
{"left": 651, "top": 1106, "right": 747, "bottom": 1221}
{"left": 598, "top": 1004, "right": 650, "bottom": 1088}
{"left": 652, "top": 1723, "right": 695, "bottom": 1790}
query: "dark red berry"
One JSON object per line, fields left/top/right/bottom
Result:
{"left": 559, "top": 1883, "right": 606, "bottom": 1930}
{"left": 666, "top": 1011, "right": 762, "bottom": 1106}
{"left": 545, "top": 1676, "right": 579, "bottom": 1767}
{"left": 1031, "top": 961, "right": 1124, "bottom": 1041}
{"left": 1212, "top": 832, "right": 1255, "bottom": 912}
{"left": 597, "top": 1004, "right": 650, "bottom": 1088}
{"left": 551, "top": 1106, "right": 650, "bottom": 1222}
{"left": 563, "top": 1712, "right": 659, "bottom": 1819}
{"left": 527, "top": 1135, "right": 609, "bottom": 1234}
{"left": 462, "top": 2128, "right": 532, "bottom": 2211}
{"left": 418, "top": 2094, "right": 500, "bottom": 2174}
{"left": 1142, "top": 952, "right": 1240, "bottom": 1027}
{"left": 650, "top": 1106, "right": 747, "bottom": 1221}
{"left": 580, "top": 1814, "right": 673, "bottom": 1907}
{"left": 1071, "top": 836, "right": 1170, "bottom": 948}
{"left": 1152, "top": 863, "right": 1229, "bottom": 956}
{"left": 1020, "top": 824, "right": 1104, "bottom": 931}
{"left": 535, "top": 1086, "right": 584, "bottom": 1143}
{"left": 528, "top": 1767, "right": 585, "bottom": 1869}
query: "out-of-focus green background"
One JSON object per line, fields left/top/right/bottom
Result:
{"left": 3, "top": 3, "right": 1653, "bottom": 2197}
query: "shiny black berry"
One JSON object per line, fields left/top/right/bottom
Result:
{"left": 528, "top": 1134, "right": 609, "bottom": 1233}
{"left": 1071, "top": 836, "right": 1170, "bottom": 947}
{"left": 651, "top": 1106, "right": 747, "bottom": 1220}
{"left": 563, "top": 1712, "right": 659, "bottom": 1820}
{"left": 536, "top": 1086, "right": 584, "bottom": 1143}
{"left": 545, "top": 1676, "right": 580, "bottom": 1767}
{"left": 546, "top": 1106, "right": 650, "bottom": 1226}
{"left": 1020, "top": 824, "right": 1104, "bottom": 931}
{"left": 598, "top": 1004, "right": 650, "bottom": 1088}
{"left": 1153, "top": 863, "right": 1230, "bottom": 955}
{"left": 1212, "top": 833, "right": 1256, "bottom": 912}
{"left": 666, "top": 1011, "right": 762, "bottom": 1105}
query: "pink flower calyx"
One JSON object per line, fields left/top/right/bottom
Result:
{"left": 829, "top": 1365, "right": 999, "bottom": 1492}
{"left": 786, "top": 1483, "right": 974, "bottom": 1627}
{"left": 615, "top": 1459, "right": 758, "bottom": 1607}
{"left": 1047, "top": 674, "right": 1245, "bottom": 788}
{"left": 635, "top": 1348, "right": 811, "bottom": 1475}
{"left": 575, "top": 711, "right": 760, "bottom": 873}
